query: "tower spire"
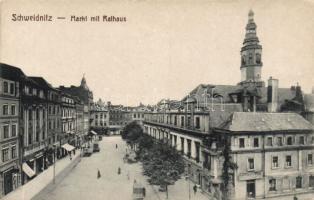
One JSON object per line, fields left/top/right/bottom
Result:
{"left": 239, "top": 10, "right": 264, "bottom": 86}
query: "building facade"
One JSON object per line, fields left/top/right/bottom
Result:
{"left": 59, "top": 92, "right": 76, "bottom": 157}
{"left": 90, "top": 101, "right": 109, "bottom": 135}
{"left": 20, "top": 75, "right": 48, "bottom": 184}
{"left": 0, "top": 64, "right": 21, "bottom": 197}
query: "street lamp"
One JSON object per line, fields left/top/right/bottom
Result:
{"left": 53, "top": 144, "right": 56, "bottom": 184}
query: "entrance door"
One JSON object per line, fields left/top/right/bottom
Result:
{"left": 246, "top": 180, "right": 255, "bottom": 198}
{"left": 3, "top": 171, "right": 13, "bottom": 195}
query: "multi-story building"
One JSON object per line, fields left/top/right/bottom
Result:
{"left": 209, "top": 112, "right": 314, "bottom": 199}
{"left": 20, "top": 74, "right": 48, "bottom": 184}
{"left": 58, "top": 92, "right": 76, "bottom": 157}
{"left": 0, "top": 64, "right": 21, "bottom": 197}
{"left": 143, "top": 10, "right": 314, "bottom": 200}
{"left": 58, "top": 76, "right": 93, "bottom": 140}
{"left": 90, "top": 101, "right": 109, "bottom": 135}
{"left": 74, "top": 97, "right": 84, "bottom": 147}
{"left": 29, "top": 77, "right": 62, "bottom": 164}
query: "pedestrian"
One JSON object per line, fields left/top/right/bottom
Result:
{"left": 193, "top": 184, "right": 197, "bottom": 195}
{"left": 69, "top": 151, "right": 72, "bottom": 160}
{"left": 116, "top": 144, "right": 118, "bottom": 149}
{"left": 118, "top": 167, "right": 121, "bottom": 175}
{"left": 97, "top": 169, "right": 101, "bottom": 179}
{"left": 143, "top": 187, "right": 146, "bottom": 197}
{"left": 294, "top": 194, "right": 298, "bottom": 200}
{"left": 127, "top": 171, "right": 130, "bottom": 180}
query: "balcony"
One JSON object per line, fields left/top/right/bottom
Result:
{"left": 24, "top": 140, "right": 48, "bottom": 157}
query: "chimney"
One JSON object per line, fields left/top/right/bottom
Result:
{"left": 267, "top": 76, "right": 279, "bottom": 112}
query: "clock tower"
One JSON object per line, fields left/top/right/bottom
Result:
{"left": 239, "top": 10, "right": 264, "bottom": 87}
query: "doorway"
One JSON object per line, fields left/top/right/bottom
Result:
{"left": 246, "top": 180, "right": 255, "bottom": 198}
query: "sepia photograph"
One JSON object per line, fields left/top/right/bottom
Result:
{"left": 0, "top": 0, "right": 314, "bottom": 199}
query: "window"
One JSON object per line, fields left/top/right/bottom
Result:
{"left": 256, "top": 53, "right": 261, "bottom": 64}
{"left": 269, "top": 179, "right": 276, "bottom": 191}
{"left": 300, "top": 136, "right": 305, "bottom": 145}
{"left": 239, "top": 138, "right": 245, "bottom": 148}
{"left": 29, "top": 110, "right": 32, "bottom": 120}
{"left": 249, "top": 53, "right": 253, "bottom": 64}
{"left": 11, "top": 105, "right": 16, "bottom": 115}
{"left": 248, "top": 158, "right": 254, "bottom": 170}
{"left": 267, "top": 137, "right": 273, "bottom": 146}
{"left": 2, "top": 148, "right": 9, "bottom": 162}
{"left": 277, "top": 137, "right": 283, "bottom": 146}
{"left": 174, "top": 116, "right": 177, "bottom": 126}
{"left": 3, "top": 81, "right": 8, "bottom": 93}
{"left": 195, "top": 117, "right": 200, "bottom": 129}
{"left": 11, "top": 124, "right": 17, "bottom": 137}
{"left": 272, "top": 156, "right": 279, "bottom": 168}
{"left": 253, "top": 138, "right": 259, "bottom": 147}
{"left": 287, "top": 137, "right": 293, "bottom": 145}
{"left": 181, "top": 116, "right": 184, "bottom": 127}
{"left": 10, "top": 83, "right": 14, "bottom": 94}
{"left": 3, "top": 125, "right": 9, "bottom": 139}
{"left": 36, "top": 109, "right": 39, "bottom": 120}
{"left": 310, "top": 176, "right": 314, "bottom": 187}
{"left": 286, "top": 155, "right": 292, "bottom": 167}
{"left": 11, "top": 146, "right": 17, "bottom": 159}
{"left": 308, "top": 154, "right": 313, "bottom": 166}
{"left": 3, "top": 105, "right": 8, "bottom": 115}
{"left": 296, "top": 176, "right": 302, "bottom": 189}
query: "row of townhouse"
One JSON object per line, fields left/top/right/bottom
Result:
{"left": 90, "top": 100, "right": 150, "bottom": 136}
{"left": 0, "top": 63, "right": 93, "bottom": 198}
{"left": 143, "top": 10, "right": 314, "bottom": 200}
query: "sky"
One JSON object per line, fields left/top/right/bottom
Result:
{"left": 1, "top": 0, "right": 314, "bottom": 106}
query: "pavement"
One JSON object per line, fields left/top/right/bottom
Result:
{"left": 32, "top": 136, "right": 211, "bottom": 200}
{"left": 3, "top": 151, "right": 81, "bottom": 200}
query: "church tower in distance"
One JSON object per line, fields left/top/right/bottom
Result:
{"left": 239, "top": 10, "right": 264, "bottom": 87}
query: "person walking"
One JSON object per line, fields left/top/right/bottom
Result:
{"left": 97, "top": 169, "right": 101, "bottom": 179}
{"left": 143, "top": 187, "right": 146, "bottom": 197}
{"left": 127, "top": 171, "right": 130, "bottom": 180}
{"left": 118, "top": 167, "right": 121, "bottom": 175}
{"left": 116, "top": 144, "right": 118, "bottom": 149}
{"left": 293, "top": 194, "right": 298, "bottom": 200}
{"left": 193, "top": 184, "right": 197, "bottom": 195}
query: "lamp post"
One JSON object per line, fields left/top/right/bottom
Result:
{"left": 53, "top": 144, "right": 56, "bottom": 184}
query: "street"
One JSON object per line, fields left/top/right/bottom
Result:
{"left": 33, "top": 136, "right": 210, "bottom": 200}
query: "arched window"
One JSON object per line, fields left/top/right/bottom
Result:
{"left": 242, "top": 55, "right": 246, "bottom": 65}
{"left": 249, "top": 53, "right": 253, "bottom": 64}
{"left": 256, "top": 53, "right": 261, "bottom": 64}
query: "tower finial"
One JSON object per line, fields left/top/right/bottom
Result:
{"left": 248, "top": 9, "right": 254, "bottom": 20}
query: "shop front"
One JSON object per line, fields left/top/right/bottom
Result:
{"left": 0, "top": 163, "right": 20, "bottom": 197}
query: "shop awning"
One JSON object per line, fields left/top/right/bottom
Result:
{"left": 22, "top": 163, "right": 36, "bottom": 178}
{"left": 61, "top": 143, "right": 75, "bottom": 151}
{"left": 91, "top": 130, "right": 98, "bottom": 135}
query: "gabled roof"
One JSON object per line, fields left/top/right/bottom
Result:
{"left": 259, "top": 87, "right": 296, "bottom": 105}
{"left": 219, "top": 112, "right": 313, "bottom": 132}
{"left": 29, "top": 76, "right": 55, "bottom": 90}
{"left": 0, "top": 63, "right": 26, "bottom": 81}
{"left": 182, "top": 84, "right": 242, "bottom": 103}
